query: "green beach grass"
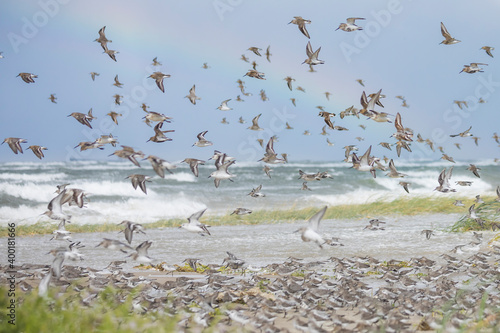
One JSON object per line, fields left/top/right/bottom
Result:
{"left": 2, "top": 196, "right": 498, "bottom": 237}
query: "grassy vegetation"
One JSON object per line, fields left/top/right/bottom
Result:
{"left": 2, "top": 196, "right": 496, "bottom": 237}
{"left": 449, "top": 199, "right": 500, "bottom": 232}
{"left": 0, "top": 286, "right": 179, "bottom": 333}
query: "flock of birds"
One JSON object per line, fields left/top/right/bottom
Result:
{"left": 3, "top": 14, "right": 500, "bottom": 329}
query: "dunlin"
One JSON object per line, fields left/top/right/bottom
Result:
{"left": 118, "top": 220, "right": 146, "bottom": 244}
{"left": 126, "top": 174, "right": 152, "bottom": 194}
{"left": 289, "top": 16, "right": 311, "bottom": 38}
{"left": 336, "top": 17, "right": 365, "bottom": 32}
{"left": 180, "top": 208, "right": 211, "bottom": 235}
{"left": 182, "top": 158, "right": 205, "bottom": 177}
{"left": 143, "top": 155, "right": 176, "bottom": 178}
{"left": 186, "top": 85, "right": 201, "bottom": 105}
{"left": 148, "top": 72, "right": 171, "bottom": 92}
{"left": 17, "top": 72, "right": 37, "bottom": 83}
{"left": 2, "top": 137, "right": 27, "bottom": 154}
{"left": 217, "top": 99, "right": 232, "bottom": 111}
{"left": 295, "top": 206, "right": 328, "bottom": 248}
{"left": 27, "top": 145, "right": 48, "bottom": 159}
{"left": 440, "top": 22, "right": 460, "bottom": 45}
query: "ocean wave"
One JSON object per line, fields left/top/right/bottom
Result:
{"left": 0, "top": 172, "right": 67, "bottom": 182}
{"left": 163, "top": 172, "right": 197, "bottom": 183}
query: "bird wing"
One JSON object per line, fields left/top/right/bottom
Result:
{"left": 308, "top": 206, "right": 327, "bottom": 231}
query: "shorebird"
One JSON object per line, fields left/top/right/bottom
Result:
{"left": 217, "top": 99, "right": 232, "bottom": 111}
{"left": 450, "top": 126, "right": 473, "bottom": 138}
{"left": 75, "top": 141, "right": 104, "bottom": 151}
{"left": 68, "top": 109, "right": 96, "bottom": 129}
{"left": 113, "top": 94, "right": 122, "bottom": 105}
{"left": 453, "top": 100, "right": 468, "bottom": 109}
{"left": 298, "top": 170, "right": 321, "bottom": 181}
{"left": 259, "top": 137, "right": 286, "bottom": 164}
{"left": 2, "top": 137, "right": 27, "bottom": 154}
{"left": 118, "top": 221, "right": 146, "bottom": 244}
{"left": 386, "top": 159, "right": 406, "bottom": 178}
{"left": 129, "top": 241, "right": 153, "bottom": 263}
{"left": 468, "top": 204, "right": 479, "bottom": 219}
{"left": 356, "top": 79, "right": 365, "bottom": 87}
{"left": 95, "top": 26, "right": 111, "bottom": 50}
{"left": 222, "top": 252, "right": 245, "bottom": 269}
{"left": 230, "top": 208, "right": 252, "bottom": 216}
{"left": 240, "top": 54, "right": 249, "bottom": 62}
{"left": 324, "top": 91, "right": 332, "bottom": 100}
{"left": 248, "top": 114, "right": 263, "bottom": 131}
{"left": 202, "top": 62, "right": 210, "bottom": 69}
{"left": 265, "top": 45, "right": 272, "bottom": 62}
{"left": 113, "top": 75, "right": 123, "bottom": 88}
{"left": 109, "top": 146, "right": 144, "bottom": 167}
{"left": 460, "top": 63, "right": 487, "bottom": 74}
{"left": 95, "top": 134, "right": 118, "bottom": 147}
{"left": 90, "top": 72, "right": 99, "bottom": 81}
{"left": 399, "top": 181, "right": 411, "bottom": 193}
{"left": 301, "top": 182, "right": 312, "bottom": 191}
{"left": 290, "top": 98, "right": 296, "bottom": 106}
{"left": 96, "top": 238, "right": 133, "bottom": 253}
{"left": 17, "top": 72, "right": 37, "bottom": 83}
{"left": 49, "top": 94, "right": 57, "bottom": 103}
{"left": 440, "top": 22, "right": 460, "bottom": 45}
{"left": 303, "top": 41, "right": 324, "bottom": 66}
{"left": 248, "top": 47, "right": 262, "bottom": 56}
{"left": 107, "top": 111, "right": 122, "bottom": 125}
{"left": 336, "top": 17, "right": 365, "bottom": 32}
{"left": 185, "top": 85, "right": 201, "bottom": 105}
{"left": 143, "top": 155, "right": 176, "bottom": 178}
{"left": 193, "top": 131, "right": 213, "bottom": 147}
{"left": 318, "top": 111, "right": 335, "bottom": 129}
{"left": 352, "top": 145, "right": 376, "bottom": 178}
{"left": 455, "top": 181, "right": 472, "bottom": 186}
{"left": 259, "top": 165, "right": 271, "bottom": 179}
{"left": 474, "top": 195, "right": 484, "bottom": 204}
{"left": 244, "top": 69, "right": 265, "bottom": 80}
{"left": 220, "top": 117, "right": 229, "bottom": 124}
{"left": 147, "top": 122, "right": 174, "bottom": 143}
{"left": 295, "top": 206, "right": 328, "bottom": 248}
{"left": 496, "top": 185, "right": 500, "bottom": 202}
{"left": 149, "top": 72, "right": 170, "bottom": 92}
{"left": 391, "top": 113, "right": 413, "bottom": 141}
{"left": 248, "top": 184, "right": 265, "bottom": 198}
{"left": 326, "top": 138, "right": 334, "bottom": 146}
{"left": 453, "top": 200, "right": 465, "bottom": 207}
{"left": 441, "top": 154, "right": 455, "bottom": 163}
{"left": 152, "top": 57, "right": 162, "bottom": 66}
{"left": 481, "top": 46, "right": 494, "bottom": 58}
{"left": 238, "top": 117, "right": 246, "bottom": 124}
{"left": 27, "top": 145, "right": 48, "bottom": 159}
{"left": 209, "top": 158, "right": 235, "bottom": 188}
{"left": 493, "top": 133, "right": 499, "bottom": 144}
{"left": 182, "top": 158, "right": 205, "bottom": 177}
{"left": 289, "top": 16, "right": 311, "bottom": 38}
{"left": 467, "top": 164, "right": 481, "bottom": 178}
{"left": 126, "top": 174, "right": 151, "bottom": 194}
{"left": 142, "top": 111, "right": 172, "bottom": 126}
{"left": 43, "top": 190, "right": 72, "bottom": 223}
{"left": 435, "top": 167, "right": 455, "bottom": 192}
{"left": 104, "top": 49, "right": 119, "bottom": 61}
{"left": 180, "top": 208, "right": 211, "bottom": 236}
{"left": 421, "top": 230, "right": 434, "bottom": 240}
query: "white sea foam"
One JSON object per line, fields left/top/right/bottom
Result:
{"left": 164, "top": 172, "right": 197, "bottom": 183}
{"left": 0, "top": 172, "right": 67, "bottom": 182}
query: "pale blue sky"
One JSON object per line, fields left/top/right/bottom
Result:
{"left": 0, "top": 0, "right": 499, "bottom": 163}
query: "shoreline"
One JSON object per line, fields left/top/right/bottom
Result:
{"left": 3, "top": 245, "right": 500, "bottom": 332}
{"left": 3, "top": 196, "right": 495, "bottom": 237}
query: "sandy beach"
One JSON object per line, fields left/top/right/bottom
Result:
{"left": 3, "top": 220, "right": 500, "bottom": 333}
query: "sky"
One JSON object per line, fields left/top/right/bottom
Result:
{"left": 0, "top": 0, "right": 499, "bottom": 163}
